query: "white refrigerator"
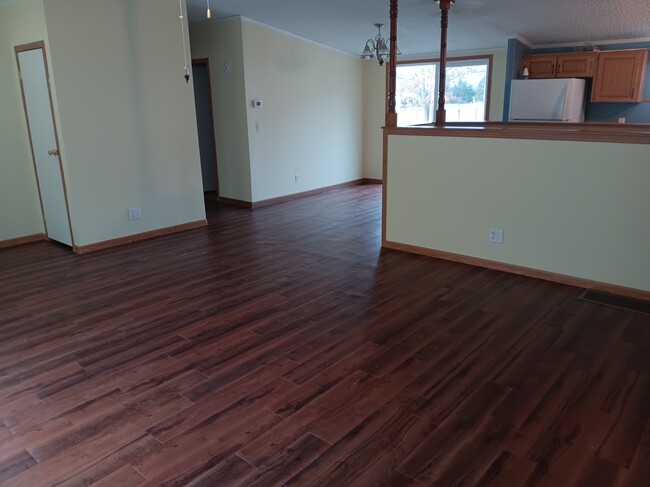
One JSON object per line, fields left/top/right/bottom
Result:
{"left": 509, "top": 78, "right": 586, "bottom": 122}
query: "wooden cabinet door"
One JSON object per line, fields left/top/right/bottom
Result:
{"left": 556, "top": 52, "right": 597, "bottom": 78}
{"left": 592, "top": 50, "right": 648, "bottom": 102}
{"left": 524, "top": 55, "right": 557, "bottom": 78}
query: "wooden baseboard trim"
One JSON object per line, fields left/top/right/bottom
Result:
{"left": 0, "top": 233, "right": 47, "bottom": 250}
{"left": 217, "top": 180, "right": 380, "bottom": 210}
{"left": 217, "top": 197, "right": 253, "bottom": 209}
{"left": 73, "top": 220, "right": 208, "bottom": 255}
{"left": 252, "top": 179, "right": 369, "bottom": 209}
{"left": 383, "top": 240, "right": 650, "bottom": 302}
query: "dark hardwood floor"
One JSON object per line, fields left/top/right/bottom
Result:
{"left": 1, "top": 184, "right": 649, "bottom": 486}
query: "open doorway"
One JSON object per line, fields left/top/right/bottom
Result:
{"left": 192, "top": 59, "right": 219, "bottom": 206}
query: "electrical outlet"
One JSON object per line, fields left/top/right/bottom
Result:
{"left": 128, "top": 207, "right": 141, "bottom": 220}
{"left": 255, "top": 122, "right": 261, "bottom": 132}
{"left": 294, "top": 174, "right": 300, "bottom": 183}
{"left": 488, "top": 228, "right": 504, "bottom": 244}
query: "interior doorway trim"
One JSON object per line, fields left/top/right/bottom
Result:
{"left": 192, "top": 58, "right": 220, "bottom": 197}
{"left": 15, "top": 40, "right": 75, "bottom": 247}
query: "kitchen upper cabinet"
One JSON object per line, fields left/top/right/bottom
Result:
{"left": 524, "top": 52, "right": 597, "bottom": 79}
{"left": 591, "top": 49, "right": 648, "bottom": 103}
{"left": 525, "top": 55, "right": 557, "bottom": 78}
{"left": 556, "top": 53, "right": 597, "bottom": 78}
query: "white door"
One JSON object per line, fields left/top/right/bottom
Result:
{"left": 17, "top": 48, "right": 72, "bottom": 246}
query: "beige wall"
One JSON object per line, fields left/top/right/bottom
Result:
{"left": 190, "top": 18, "right": 252, "bottom": 202}
{"left": 241, "top": 20, "right": 364, "bottom": 202}
{"left": 43, "top": 0, "right": 206, "bottom": 246}
{"left": 0, "top": 0, "right": 47, "bottom": 241}
{"left": 361, "top": 50, "right": 507, "bottom": 181}
{"left": 191, "top": 18, "right": 364, "bottom": 203}
{"left": 386, "top": 134, "right": 650, "bottom": 292}
{"left": 0, "top": 2, "right": 509, "bottom": 246}
{"left": 487, "top": 51, "right": 507, "bottom": 122}
{"left": 362, "top": 62, "right": 387, "bottom": 180}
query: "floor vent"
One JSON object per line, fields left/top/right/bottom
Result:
{"left": 580, "top": 290, "right": 650, "bottom": 315}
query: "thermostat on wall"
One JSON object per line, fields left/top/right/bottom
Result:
{"left": 252, "top": 99, "right": 263, "bottom": 108}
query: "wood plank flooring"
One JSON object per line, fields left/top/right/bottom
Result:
{"left": 1, "top": 184, "right": 649, "bottom": 486}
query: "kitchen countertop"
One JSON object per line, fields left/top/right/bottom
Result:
{"left": 386, "top": 121, "right": 650, "bottom": 144}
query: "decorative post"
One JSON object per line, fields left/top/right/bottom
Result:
{"left": 386, "top": 0, "right": 398, "bottom": 127}
{"left": 435, "top": 0, "right": 453, "bottom": 126}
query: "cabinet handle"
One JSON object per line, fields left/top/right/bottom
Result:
{"left": 631, "top": 87, "right": 635, "bottom": 99}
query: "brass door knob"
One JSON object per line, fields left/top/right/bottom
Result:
{"left": 47, "top": 149, "right": 60, "bottom": 156}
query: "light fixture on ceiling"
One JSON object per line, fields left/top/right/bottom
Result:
{"left": 360, "top": 23, "right": 400, "bottom": 66}
{"left": 179, "top": 0, "right": 190, "bottom": 83}
{"left": 207, "top": 0, "right": 212, "bottom": 19}
{"left": 434, "top": 0, "right": 456, "bottom": 4}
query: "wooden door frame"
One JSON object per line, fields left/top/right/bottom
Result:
{"left": 192, "top": 58, "right": 220, "bottom": 197}
{"left": 15, "top": 41, "right": 75, "bottom": 247}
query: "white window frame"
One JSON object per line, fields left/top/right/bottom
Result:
{"left": 393, "top": 55, "right": 493, "bottom": 125}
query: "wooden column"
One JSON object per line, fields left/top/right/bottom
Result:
{"left": 386, "top": 0, "right": 398, "bottom": 127}
{"left": 383, "top": 0, "right": 398, "bottom": 246}
{"left": 435, "top": 0, "right": 453, "bottom": 126}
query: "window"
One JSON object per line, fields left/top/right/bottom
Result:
{"left": 395, "top": 56, "right": 492, "bottom": 126}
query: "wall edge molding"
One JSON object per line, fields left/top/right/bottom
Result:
{"left": 218, "top": 179, "right": 377, "bottom": 209}
{"left": 534, "top": 36, "right": 650, "bottom": 49}
{"left": 0, "top": 233, "right": 48, "bottom": 250}
{"left": 217, "top": 197, "right": 253, "bottom": 208}
{"left": 251, "top": 179, "right": 369, "bottom": 209}
{"left": 383, "top": 240, "right": 650, "bottom": 302}
{"left": 362, "top": 178, "right": 383, "bottom": 185}
{"left": 73, "top": 220, "right": 208, "bottom": 255}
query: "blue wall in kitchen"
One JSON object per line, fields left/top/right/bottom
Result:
{"left": 502, "top": 38, "right": 531, "bottom": 121}
{"left": 504, "top": 39, "right": 650, "bottom": 123}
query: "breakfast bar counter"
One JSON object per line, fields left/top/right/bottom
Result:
{"left": 386, "top": 121, "right": 650, "bottom": 145}
{"left": 382, "top": 121, "right": 650, "bottom": 300}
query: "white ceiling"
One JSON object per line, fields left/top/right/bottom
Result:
{"left": 186, "top": 0, "right": 650, "bottom": 56}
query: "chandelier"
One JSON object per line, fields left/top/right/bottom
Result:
{"left": 359, "top": 23, "right": 400, "bottom": 66}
